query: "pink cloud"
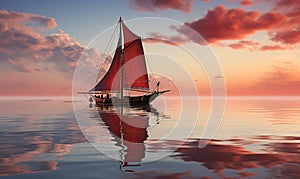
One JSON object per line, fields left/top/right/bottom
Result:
{"left": 7, "top": 59, "right": 33, "bottom": 73}
{"left": 268, "top": 0, "right": 300, "bottom": 44}
{"left": 142, "top": 32, "right": 189, "bottom": 46}
{"left": 227, "top": 40, "right": 260, "bottom": 50}
{"left": 129, "top": 0, "right": 193, "bottom": 13}
{"left": 130, "top": 1, "right": 300, "bottom": 50}
{"left": 0, "top": 10, "right": 104, "bottom": 95}
{"left": 226, "top": 40, "right": 292, "bottom": 51}
{"left": 0, "top": 10, "right": 57, "bottom": 33}
{"left": 0, "top": 10, "right": 101, "bottom": 74}
{"left": 259, "top": 44, "right": 293, "bottom": 51}
{"left": 175, "top": 6, "right": 286, "bottom": 44}
{"left": 256, "top": 61, "right": 300, "bottom": 95}
{"left": 240, "top": 0, "right": 252, "bottom": 6}
{"left": 271, "top": 30, "right": 300, "bottom": 45}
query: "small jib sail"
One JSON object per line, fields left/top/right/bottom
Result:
{"left": 90, "top": 18, "right": 149, "bottom": 92}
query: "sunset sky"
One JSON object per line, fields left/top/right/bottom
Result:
{"left": 0, "top": 0, "right": 300, "bottom": 96}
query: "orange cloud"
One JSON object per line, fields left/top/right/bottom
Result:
{"left": 129, "top": 0, "right": 193, "bottom": 13}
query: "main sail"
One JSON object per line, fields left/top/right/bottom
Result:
{"left": 91, "top": 19, "right": 149, "bottom": 92}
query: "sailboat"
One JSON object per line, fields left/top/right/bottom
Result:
{"left": 81, "top": 17, "right": 170, "bottom": 105}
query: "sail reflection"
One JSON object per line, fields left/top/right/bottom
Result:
{"left": 96, "top": 104, "right": 152, "bottom": 172}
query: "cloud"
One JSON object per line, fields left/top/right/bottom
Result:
{"left": 142, "top": 32, "right": 189, "bottom": 46}
{"left": 129, "top": 1, "right": 300, "bottom": 50}
{"left": 175, "top": 5, "right": 286, "bottom": 44}
{"left": 226, "top": 40, "right": 293, "bottom": 51}
{"left": 128, "top": 1, "right": 300, "bottom": 50}
{"left": 240, "top": 0, "right": 252, "bottom": 6}
{"left": 129, "top": 0, "right": 193, "bottom": 13}
{"left": 259, "top": 44, "right": 293, "bottom": 51}
{"left": 0, "top": 10, "right": 104, "bottom": 95}
{"left": 267, "top": 0, "right": 300, "bottom": 45}
{"left": 0, "top": 10, "right": 101, "bottom": 74}
{"left": 0, "top": 10, "right": 57, "bottom": 29}
{"left": 227, "top": 40, "right": 260, "bottom": 50}
{"left": 7, "top": 59, "right": 33, "bottom": 73}
{"left": 256, "top": 61, "right": 300, "bottom": 95}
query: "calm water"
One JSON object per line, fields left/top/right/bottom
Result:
{"left": 0, "top": 96, "right": 299, "bottom": 178}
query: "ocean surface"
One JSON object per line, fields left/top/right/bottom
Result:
{"left": 0, "top": 96, "right": 299, "bottom": 178}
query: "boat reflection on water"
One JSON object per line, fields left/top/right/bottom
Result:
{"left": 95, "top": 104, "right": 156, "bottom": 172}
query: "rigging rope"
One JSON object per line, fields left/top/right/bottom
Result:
{"left": 77, "top": 22, "right": 119, "bottom": 96}
{"left": 144, "top": 50, "right": 158, "bottom": 91}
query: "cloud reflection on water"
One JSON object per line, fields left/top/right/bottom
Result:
{"left": 0, "top": 98, "right": 86, "bottom": 176}
{"left": 0, "top": 97, "right": 299, "bottom": 178}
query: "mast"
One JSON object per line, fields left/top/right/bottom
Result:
{"left": 119, "top": 17, "right": 124, "bottom": 102}
{"left": 119, "top": 17, "right": 125, "bottom": 167}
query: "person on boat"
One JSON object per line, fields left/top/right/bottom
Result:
{"left": 156, "top": 81, "right": 160, "bottom": 92}
{"left": 104, "top": 93, "right": 110, "bottom": 103}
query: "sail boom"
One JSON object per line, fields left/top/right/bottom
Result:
{"left": 129, "top": 88, "right": 152, "bottom": 93}
{"left": 79, "top": 90, "right": 122, "bottom": 94}
{"left": 78, "top": 91, "right": 108, "bottom": 94}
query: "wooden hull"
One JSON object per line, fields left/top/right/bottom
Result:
{"left": 93, "top": 90, "right": 169, "bottom": 106}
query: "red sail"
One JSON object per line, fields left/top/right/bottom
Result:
{"left": 122, "top": 22, "right": 149, "bottom": 90}
{"left": 91, "top": 20, "right": 149, "bottom": 91}
{"left": 92, "top": 39, "right": 121, "bottom": 91}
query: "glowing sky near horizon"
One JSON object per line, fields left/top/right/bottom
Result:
{"left": 0, "top": 0, "right": 299, "bottom": 96}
